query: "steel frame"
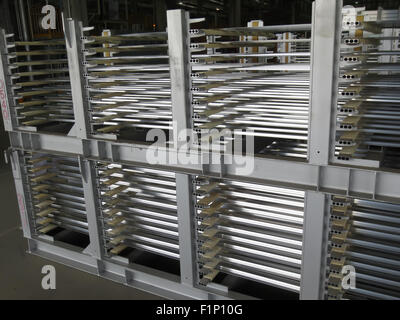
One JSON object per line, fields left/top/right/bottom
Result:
{"left": 7, "top": 131, "right": 400, "bottom": 203}
{"left": 26, "top": 237, "right": 251, "bottom": 300}
{"left": 0, "top": 29, "right": 16, "bottom": 132}
{"left": 2, "top": 0, "right": 399, "bottom": 300}
{"left": 308, "top": 0, "right": 342, "bottom": 165}
{"left": 300, "top": 191, "right": 330, "bottom": 299}
{"left": 63, "top": 17, "right": 92, "bottom": 139}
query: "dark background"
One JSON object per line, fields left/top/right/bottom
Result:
{"left": 1, "top": 0, "right": 400, "bottom": 35}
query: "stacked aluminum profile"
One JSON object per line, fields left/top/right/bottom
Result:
{"left": 194, "top": 178, "right": 304, "bottom": 293}
{"left": 335, "top": 7, "right": 400, "bottom": 168}
{"left": 189, "top": 24, "right": 311, "bottom": 159}
{"left": 23, "top": 152, "right": 88, "bottom": 240}
{"left": 82, "top": 30, "right": 172, "bottom": 140}
{"left": 0, "top": 32, "right": 74, "bottom": 134}
{"left": 327, "top": 196, "right": 400, "bottom": 300}
{"left": 96, "top": 163, "right": 180, "bottom": 261}
{"left": 2, "top": 0, "right": 400, "bottom": 300}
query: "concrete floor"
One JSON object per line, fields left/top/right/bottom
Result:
{"left": 0, "top": 164, "right": 162, "bottom": 300}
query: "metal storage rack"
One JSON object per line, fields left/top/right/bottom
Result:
{"left": 1, "top": 0, "right": 400, "bottom": 300}
{"left": 0, "top": 33, "right": 74, "bottom": 134}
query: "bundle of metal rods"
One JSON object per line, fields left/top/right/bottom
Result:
{"left": 289, "top": 36, "right": 311, "bottom": 64}
{"left": 82, "top": 31, "right": 172, "bottom": 139}
{"left": 3, "top": 34, "right": 74, "bottom": 132}
{"left": 96, "top": 163, "right": 179, "bottom": 260}
{"left": 194, "top": 177, "right": 304, "bottom": 293}
{"left": 189, "top": 24, "right": 311, "bottom": 159}
{"left": 335, "top": 8, "right": 400, "bottom": 167}
{"left": 327, "top": 196, "right": 400, "bottom": 300}
{"left": 23, "top": 152, "right": 88, "bottom": 236}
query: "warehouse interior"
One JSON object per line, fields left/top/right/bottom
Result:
{"left": 0, "top": 0, "right": 400, "bottom": 300}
